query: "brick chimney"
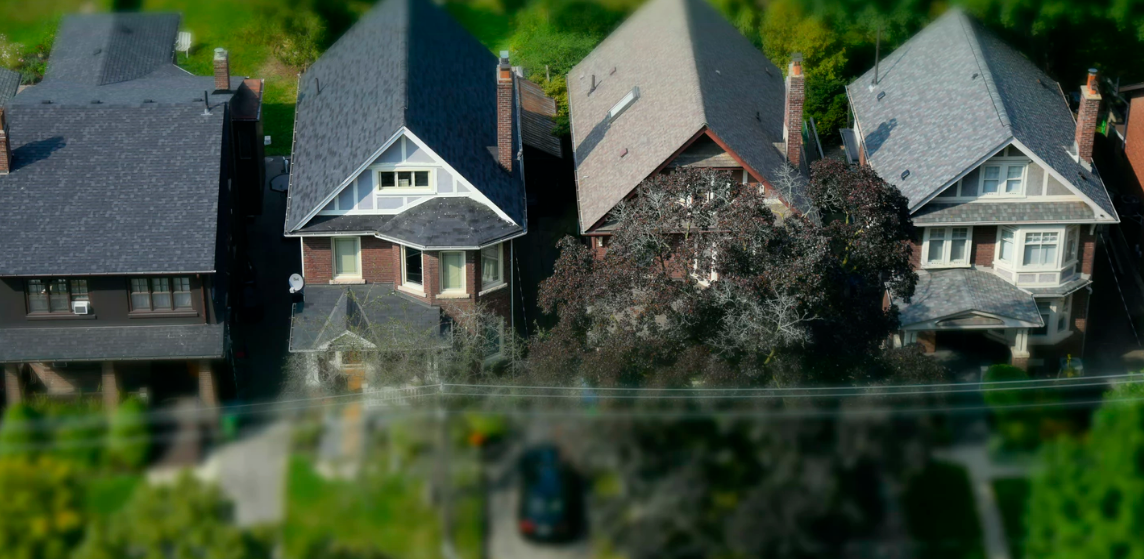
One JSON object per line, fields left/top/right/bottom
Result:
{"left": 213, "top": 48, "right": 230, "bottom": 92}
{"left": 1075, "top": 68, "right": 1101, "bottom": 163}
{"left": 783, "top": 53, "right": 805, "bottom": 168}
{"left": 0, "top": 108, "right": 11, "bottom": 175}
{"left": 496, "top": 50, "right": 513, "bottom": 172}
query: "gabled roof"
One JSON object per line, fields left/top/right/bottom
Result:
{"left": 285, "top": 0, "right": 525, "bottom": 233}
{"left": 847, "top": 9, "right": 1116, "bottom": 221}
{"left": 46, "top": 13, "right": 181, "bottom": 86}
{"left": 569, "top": 0, "right": 797, "bottom": 232}
{"left": 0, "top": 68, "right": 19, "bottom": 107}
{"left": 297, "top": 198, "right": 522, "bottom": 249}
{"left": 519, "top": 77, "right": 562, "bottom": 158}
{"left": 896, "top": 269, "right": 1042, "bottom": 328}
{"left": 289, "top": 284, "right": 446, "bottom": 352}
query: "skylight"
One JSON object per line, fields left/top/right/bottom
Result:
{"left": 608, "top": 86, "right": 640, "bottom": 122}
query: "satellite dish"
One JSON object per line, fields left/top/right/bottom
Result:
{"left": 288, "top": 273, "right": 305, "bottom": 294}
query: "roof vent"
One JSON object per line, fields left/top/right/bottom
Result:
{"left": 620, "top": 148, "right": 629, "bottom": 158}
{"left": 610, "top": 67, "right": 617, "bottom": 75}
{"left": 93, "top": 48, "right": 101, "bottom": 55}
{"left": 608, "top": 86, "right": 640, "bottom": 122}
{"left": 90, "top": 100, "right": 101, "bottom": 104}
{"left": 901, "top": 170, "right": 910, "bottom": 180}
{"left": 40, "top": 100, "right": 51, "bottom": 104}
{"left": 756, "top": 111, "right": 761, "bottom": 122}
{"left": 876, "top": 91, "right": 885, "bottom": 101}
{"left": 142, "top": 99, "right": 154, "bottom": 103}
{"left": 972, "top": 73, "right": 979, "bottom": 80}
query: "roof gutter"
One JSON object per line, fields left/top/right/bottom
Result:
{"left": 0, "top": 270, "right": 216, "bottom": 277}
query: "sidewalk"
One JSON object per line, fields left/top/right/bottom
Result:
{"left": 935, "top": 445, "right": 1034, "bottom": 559}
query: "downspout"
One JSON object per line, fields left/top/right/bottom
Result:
{"left": 199, "top": 274, "right": 209, "bottom": 324}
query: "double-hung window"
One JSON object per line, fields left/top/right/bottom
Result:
{"left": 440, "top": 252, "right": 465, "bottom": 294}
{"left": 997, "top": 227, "right": 1016, "bottom": 265}
{"left": 481, "top": 243, "right": 503, "bottom": 290}
{"left": 923, "top": 227, "right": 971, "bottom": 268}
{"left": 1022, "top": 232, "right": 1059, "bottom": 268}
{"left": 402, "top": 246, "right": 423, "bottom": 288}
{"left": 980, "top": 163, "right": 1026, "bottom": 196}
{"left": 332, "top": 237, "right": 361, "bottom": 280}
{"left": 130, "top": 277, "right": 193, "bottom": 312}
{"left": 26, "top": 278, "right": 89, "bottom": 313}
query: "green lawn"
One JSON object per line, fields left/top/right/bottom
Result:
{"left": 902, "top": 461, "right": 986, "bottom": 559}
{"left": 284, "top": 454, "right": 482, "bottom": 559}
{"left": 993, "top": 478, "right": 1030, "bottom": 559}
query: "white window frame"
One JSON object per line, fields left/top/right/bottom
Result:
{"left": 921, "top": 226, "right": 972, "bottom": 269}
{"left": 439, "top": 251, "right": 467, "bottom": 294}
{"left": 979, "top": 161, "right": 1028, "bottom": 197}
{"left": 331, "top": 237, "right": 362, "bottom": 280}
{"left": 374, "top": 167, "right": 436, "bottom": 194}
{"left": 483, "top": 317, "right": 506, "bottom": 363}
{"left": 996, "top": 226, "right": 1016, "bottom": 266}
{"left": 401, "top": 246, "right": 424, "bottom": 290}
{"left": 480, "top": 243, "right": 505, "bottom": 292}
{"left": 1019, "top": 230, "right": 1062, "bottom": 271}
{"left": 1030, "top": 295, "right": 1073, "bottom": 344}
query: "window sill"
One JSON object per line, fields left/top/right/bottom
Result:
{"left": 478, "top": 282, "right": 507, "bottom": 296}
{"left": 26, "top": 313, "right": 97, "bottom": 321}
{"left": 329, "top": 277, "right": 366, "bottom": 285}
{"left": 397, "top": 284, "right": 426, "bottom": 297}
{"left": 437, "top": 291, "right": 469, "bottom": 300}
{"left": 129, "top": 311, "right": 199, "bottom": 319}
{"left": 920, "top": 262, "right": 971, "bottom": 270}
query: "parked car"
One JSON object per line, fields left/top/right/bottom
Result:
{"left": 517, "top": 444, "right": 581, "bottom": 542}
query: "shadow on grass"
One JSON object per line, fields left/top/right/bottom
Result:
{"left": 903, "top": 461, "right": 985, "bottom": 559}
{"left": 263, "top": 102, "right": 296, "bottom": 157}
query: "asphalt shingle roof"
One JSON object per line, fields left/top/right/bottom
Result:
{"left": 289, "top": 284, "right": 446, "bottom": 352}
{"left": 285, "top": 0, "right": 525, "bottom": 233}
{"left": 912, "top": 201, "right": 1097, "bottom": 224}
{"left": 0, "top": 323, "right": 224, "bottom": 362}
{"left": 298, "top": 198, "right": 522, "bottom": 248}
{"left": 46, "top": 13, "right": 181, "bottom": 86}
{"left": 847, "top": 9, "right": 1116, "bottom": 221}
{"left": 896, "top": 268, "right": 1042, "bottom": 327}
{"left": 569, "top": 0, "right": 804, "bottom": 233}
{"left": 0, "top": 68, "right": 19, "bottom": 107}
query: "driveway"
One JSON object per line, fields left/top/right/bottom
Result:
{"left": 486, "top": 420, "right": 592, "bottom": 559}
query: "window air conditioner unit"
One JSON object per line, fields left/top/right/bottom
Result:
{"left": 72, "top": 301, "right": 90, "bottom": 315}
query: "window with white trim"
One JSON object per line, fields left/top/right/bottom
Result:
{"left": 1030, "top": 294, "right": 1074, "bottom": 343}
{"left": 481, "top": 243, "right": 503, "bottom": 289}
{"left": 922, "top": 227, "right": 971, "bottom": 268}
{"left": 483, "top": 318, "right": 505, "bottom": 361}
{"left": 980, "top": 162, "right": 1026, "bottom": 196}
{"left": 1022, "top": 231, "right": 1059, "bottom": 267}
{"left": 376, "top": 169, "right": 433, "bottom": 191}
{"left": 997, "top": 227, "right": 1016, "bottom": 264}
{"left": 402, "top": 246, "right": 423, "bottom": 288}
{"left": 332, "top": 237, "right": 361, "bottom": 279}
{"left": 440, "top": 251, "right": 466, "bottom": 293}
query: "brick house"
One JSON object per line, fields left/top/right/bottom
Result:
{"left": 0, "top": 14, "right": 263, "bottom": 407}
{"left": 567, "top": 0, "right": 815, "bottom": 257}
{"left": 284, "top": 0, "right": 548, "bottom": 379}
{"left": 844, "top": 9, "right": 1119, "bottom": 369}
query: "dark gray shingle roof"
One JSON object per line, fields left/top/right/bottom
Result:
{"left": 0, "top": 104, "right": 225, "bottom": 275}
{"left": 46, "top": 13, "right": 180, "bottom": 86}
{"left": 896, "top": 268, "right": 1042, "bottom": 327}
{"left": 912, "top": 201, "right": 1097, "bottom": 224}
{"left": 569, "top": 0, "right": 803, "bottom": 232}
{"left": 0, "top": 323, "right": 224, "bottom": 362}
{"left": 0, "top": 68, "right": 19, "bottom": 107}
{"left": 289, "top": 284, "right": 446, "bottom": 352}
{"left": 298, "top": 198, "right": 522, "bottom": 248}
{"left": 285, "top": 0, "right": 525, "bottom": 233}
{"left": 847, "top": 9, "right": 1116, "bottom": 221}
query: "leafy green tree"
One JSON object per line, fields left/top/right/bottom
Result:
{"left": 74, "top": 473, "right": 271, "bottom": 559}
{"left": 1025, "top": 381, "right": 1144, "bottom": 559}
{"left": 0, "top": 403, "right": 42, "bottom": 458}
{"left": 0, "top": 457, "right": 86, "bottom": 559}
{"left": 105, "top": 397, "right": 148, "bottom": 471}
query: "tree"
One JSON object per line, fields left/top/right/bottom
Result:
{"left": 74, "top": 473, "right": 272, "bottom": 559}
{"left": 1025, "top": 380, "right": 1144, "bottom": 559}
{"left": 532, "top": 160, "right": 918, "bottom": 388}
{"left": 0, "top": 403, "right": 42, "bottom": 458}
{"left": 0, "top": 457, "right": 86, "bottom": 559}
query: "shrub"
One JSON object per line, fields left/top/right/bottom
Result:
{"left": 105, "top": 398, "right": 148, "bottom": 471}
{"left": 48, "top": 404, "right": 106, "bottom": 468}
{"left": 0, "top": 403, "right": 43, "bottom": 457}
{"left": 0, "top": 457, "right": 86, "bottom": 559}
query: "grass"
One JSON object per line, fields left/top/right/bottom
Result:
{"left": 84, "top": 473, "right": 142, "bottom": 517}
{"left": 902, "top": 461, "right": 985, "bottom": 559}
{"left": 284, "top": 454, "right": 483, "bottom": 559}
{"left": 993, "top": 478, "right": 1030, "bottom": 559}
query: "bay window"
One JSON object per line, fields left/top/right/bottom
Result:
{"left": 440, "top": 251, "right": 465, "bottom": 293}
{"left": 481, "top": 243, "right": 503, "bottom": 290}
{"left": 1022, "top": 232, "right": 1058, "bottom": 267}
{"left": 332, "top": 237, "right": 361, "bottom": 279}
{"left": 26, "top": 278, "right": 89, "bottom": 314}
{"left": 995, "top": 226, "right": 1085, "bottom": 286}
{"left": 922, "top": 227, "right": 971, "bottom": 268}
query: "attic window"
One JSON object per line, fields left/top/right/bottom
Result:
{"left": 608, "top": 86, "right": 640, "bottom": 122}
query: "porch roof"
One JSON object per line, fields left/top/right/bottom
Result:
{"left": 895, "top": 268, "right": 1042, "bottom": 329}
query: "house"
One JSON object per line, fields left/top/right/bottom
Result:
{"left": 284, "top": 0, "right": 540, "bottom": 378}
{"left": 568, "top": 0, "right": 815, "bottom": 254}
{"left": 0, "top": 13, "right": 263, "bottom": 407}
{"left": 1118, "top": 82, "right": 1144, "bottom": 198}
{"left": 845, "top": 9, "right": 1119, "bottom": 369}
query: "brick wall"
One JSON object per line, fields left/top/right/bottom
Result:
{"left": 972, "top": 226, "right": 996, "bottom": 267}
{"left": 908, "top": 236, "right": 922, "bottom": 270}
{"left": 302, "top": 236, "right": 396, "bottom": 284}
{"left": 303, "top": 237, "right": 333, "bottom": 282}
{"left": 1080, "top": 226, "right": 1095, "bottom": 276}
{"left": 1127, "top": 96, "right": 1144, "bottom": 194}
{"left": 361, "top": 237, "right": 396, "bottom": 283}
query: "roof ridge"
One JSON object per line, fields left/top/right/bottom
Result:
{"left": 955, "top": 11, "right": 1011, "bottom": 129}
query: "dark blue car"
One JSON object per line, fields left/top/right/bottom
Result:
{"left": 518, "top": 445, "right": 580, "bottom": 542}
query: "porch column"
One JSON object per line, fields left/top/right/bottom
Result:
{"left": 1010, "top": 329, "right": 1030, "bottom": 371}
{"left": 4, "top": 363, "right": 23, "bottom": 405}
{"left": 101, "top": 362, "right": 119, "bottom": 410}
{"left": 198, "top": 359, "right": 218, "bottom": 407}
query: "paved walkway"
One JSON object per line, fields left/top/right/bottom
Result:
{"left": 935, "top": 445, "right": 1034, "bottom": 559}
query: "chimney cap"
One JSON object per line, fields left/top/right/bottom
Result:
{"left": 1088, "top": 67, "right": 1098, "bottom": 75}
{"left": 214, "top": 48, "right": 228, "bottom": 60}
{"left": 791, "top": 52, "right": 803, "bottom": 63}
